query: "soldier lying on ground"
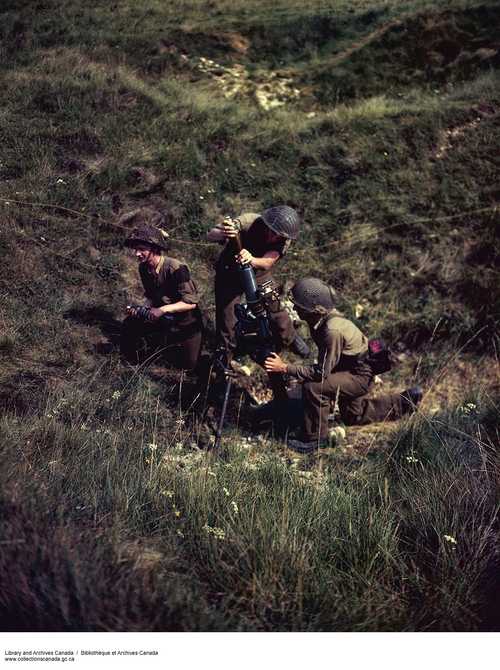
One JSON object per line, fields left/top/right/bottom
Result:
{"left": 120, "top": 210, "right": 203, "bottom": 372}
{"left": 263, "top": 277, "right": 423, "bottom": 453}
{"left": 206, "top": 206, "right": 309, "bottom": 362}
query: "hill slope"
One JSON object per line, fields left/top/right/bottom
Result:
{"left": 0, "top": 0, "right": 499, "bottom": 631}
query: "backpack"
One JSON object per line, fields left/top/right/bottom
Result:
{"left": 366, "top": 338, "right": 397, "bottom": 375}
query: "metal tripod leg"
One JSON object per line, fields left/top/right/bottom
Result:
{"left": 213, "top": 375, "right": 233, "bottom": 450}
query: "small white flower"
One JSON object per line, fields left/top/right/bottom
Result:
{"left": 222, "top": 486, "right": 230, "bottom": 497}
{"left": 230, "top": 501, "right": 238, "bottom": 514}
{"left": 443, "top": 534, "right": 457, "bottom": 545}
{"left": 330, "top": 426, "right": 346, "bottom": 441}
{"left": 147, "top": 442, "right": 158, "bottom": 451}
{"left": 406, "top": 455, "right": 419, "bottom": 463}
{"left": 203, "top": 524, "right": 225, "bottom": 540}
{"left": 56, "top": 178, "right": 66, "bottom": 185}
{"left": 111, "top": 390, "right": 121, "bottom": 400}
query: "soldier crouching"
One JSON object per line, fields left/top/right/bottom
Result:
{"left": 120, "top": 211, "right": 203, "bottom": 372}
{"left": 264, "top": 277, "right": 423, "bottom": 453}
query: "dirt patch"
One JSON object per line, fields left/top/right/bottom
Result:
{"left": 433, "top": 104, "right": 499, "bottom": 160}
{"left": 311, "top": 5, "right": 500, "bottom": 104}
{"left": 344, "top": 353, "right": 500, "bottom": 456}
{"left": 207, "top": 31, "right": 251, "bottom": 55}
{"left": 55, "top": 129, "right": 103, "bottom": 156}
{"left": 194, "top": 55, "right": 301, "bottom": 110}
{"left": 403, "top": 9, "right": 500, "bottom": 75}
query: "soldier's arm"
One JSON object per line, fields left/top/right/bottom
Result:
{"left": 149, "top": 301, "right": 196, "bottom": 319}
{"left": 206, "top": 224, "right": 229, "bottom": 243}
{"left": 237, "top": 249, "right": 280, "bottom": 270}
{"left": 207, "top": 216, "right": 244, "bottom": 243}
{"left": 207, "top": 212, "right": 258, "bottom": 243}
{"left": 286, "top": 331, "right": 342, "bottom": 382}
{"left": 149, "top": 264, "right": 199, "bottom": 319}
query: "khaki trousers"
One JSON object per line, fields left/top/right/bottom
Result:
{"left": 121, "top": 316, "right": 202, "bottom": 371}
{"left": 302, "top": 361, "right": 405, "bottom": 440}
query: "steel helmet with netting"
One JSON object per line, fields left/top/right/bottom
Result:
{"left": 260, "top": 205, "right": 300, "bottom": 240}
{"left": 122, "top": 209, "right": 169, "bottom": 252}
{"left": 290, "top": 277, "right": 337, "bottom": 314}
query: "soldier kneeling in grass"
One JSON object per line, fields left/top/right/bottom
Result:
{"left": 263, "top": 277, "right": 423, "bottom": 453}
{"left": 121, "top": 210, "right": 203, "bottom": 372}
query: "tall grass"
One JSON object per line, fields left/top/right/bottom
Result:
{"left": 1, "top": 371, "right": 498, "bottom": 631}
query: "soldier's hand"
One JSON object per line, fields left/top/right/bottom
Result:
{"left": 236, "top": 249, "right": 254, "bottom": 266}
{"left": 264, "top": 353, "right": 287, "bottom": 374}
{"left": 219, "top": 217, "right": 240, "bottom": 238}
{"left": 148, "top": 307, "right": 163, "bottom": 321}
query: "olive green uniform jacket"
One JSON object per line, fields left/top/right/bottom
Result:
{"left": 121, "top": 256, "right": 202, "bottom": 371}
{"left": 286, "top": 313, "right": 406, "bottom": 440}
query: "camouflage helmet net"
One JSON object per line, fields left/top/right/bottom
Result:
{"left": 290, "top": 277, "right": 337, "bottom": 315}
{"left": 122, "top": 209, "right": 169, "bottom": 252}
{"left": 260, "top": 205, "right": 300, "bottom": 240}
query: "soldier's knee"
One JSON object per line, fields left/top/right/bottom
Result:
{"left": 304, "top": 380, "right": 338, "bottom": 399}
{"left": 303, "top": 381, "right": 324, "bottom": 401}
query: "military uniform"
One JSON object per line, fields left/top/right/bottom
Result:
{"left": 214, "top": 212, "right": 295, "bottom": 353}
{"left": 121, "top": 229, "right": 203, "bottom": 371}
{"left": 287, "top": 314, "right": 408, "bottom": 441}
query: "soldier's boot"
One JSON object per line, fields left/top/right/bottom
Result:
{"left": 400, "top": 386, "right": 423, "bottom": 414}
{"left": 248, "top": 400, "right": 276, "bottom": 425}
{"left": 249, "top": 398, "right": 292, "bottom": 439}
{"left": 290, "top": 335, "right": 310, "bottom": 358}
{"left": 287, "top": 437, "right": 330, "bottom": 454}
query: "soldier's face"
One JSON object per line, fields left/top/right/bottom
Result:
{"left": 263, "top": 224, "right": 282, "bottom": 244}
{"left": 296, "top": 306, "right": 318, "bottom": 325}
{"left": 133, "top": 243, "right": 155, "bottom": 265}
{"left": 256, "top": 218, "right": 281, "bottom": 244}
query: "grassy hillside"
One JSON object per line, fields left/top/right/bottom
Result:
{"left": 0, "top": 0, "right": 499, "bottom": 631}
